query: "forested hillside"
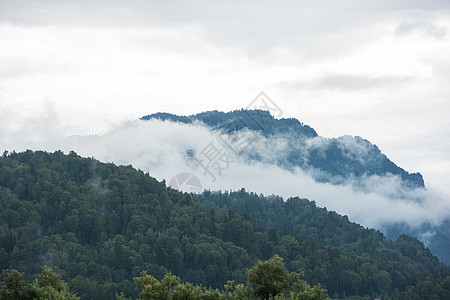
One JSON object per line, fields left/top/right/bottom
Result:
{"left": 0, "top": 151, "right": 449, "bottom": 299}
{"left": 197, "top": 191, "right": 450, "bottom": 294}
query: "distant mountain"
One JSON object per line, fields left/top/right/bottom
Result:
{"left": 141, "top": 110, "right": 424, "bottom": 189}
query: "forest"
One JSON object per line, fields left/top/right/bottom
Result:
{"left": 0, "top": 150, "right": 449, "bottom": 299}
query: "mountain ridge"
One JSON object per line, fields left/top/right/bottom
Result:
{"left": 141, "top": 109, "right": 424, "bottom": 188}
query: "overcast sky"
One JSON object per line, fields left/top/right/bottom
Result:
{"left": 1, "top": 0, "right": 450, "bottom": 197}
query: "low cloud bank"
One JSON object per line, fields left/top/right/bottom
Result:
{"left": 1, "top": 116, "right": 449, "bottom": 243}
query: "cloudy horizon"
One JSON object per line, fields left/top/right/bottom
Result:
{"left": 1, "top": 0, "right": 450, "bottom": 200}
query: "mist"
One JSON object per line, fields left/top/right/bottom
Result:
{"left": 1, "top": 112, "right": 449, "bottom": 239}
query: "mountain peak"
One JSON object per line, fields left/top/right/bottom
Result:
{"left": 142, "top": 109, "right": 318, "bottom": 138}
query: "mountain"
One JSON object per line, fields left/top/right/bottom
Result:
{"left": 141, "top": 110, "right": 424, "bottom": 189}
{"left": 1, "top": 150, "right": 450, "bottom": 299}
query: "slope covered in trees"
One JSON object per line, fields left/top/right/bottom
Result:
{"left": 0, "top": 150, "right": 449, "bottom": 299}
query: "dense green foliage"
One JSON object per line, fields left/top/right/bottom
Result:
{"left": 244, "top": 255, "right": 326, "bottom": 300}
{"left": 0, "top": 256, "right": 326, "bottom": 300}
{"left": 0, "top": 150, "right": 449, "bottom": 299}
{"left": 0, "top": 266, "right": 79, "bottom": 299}
{"left": 132, "top": 255, "right": 326, "bottom": 300}
{"left": 197, "top": 190, "right": 450, "bottom": 298}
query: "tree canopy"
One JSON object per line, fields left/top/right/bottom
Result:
{"left": 0, "top": 150, "right": 449, "bottom": 299}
